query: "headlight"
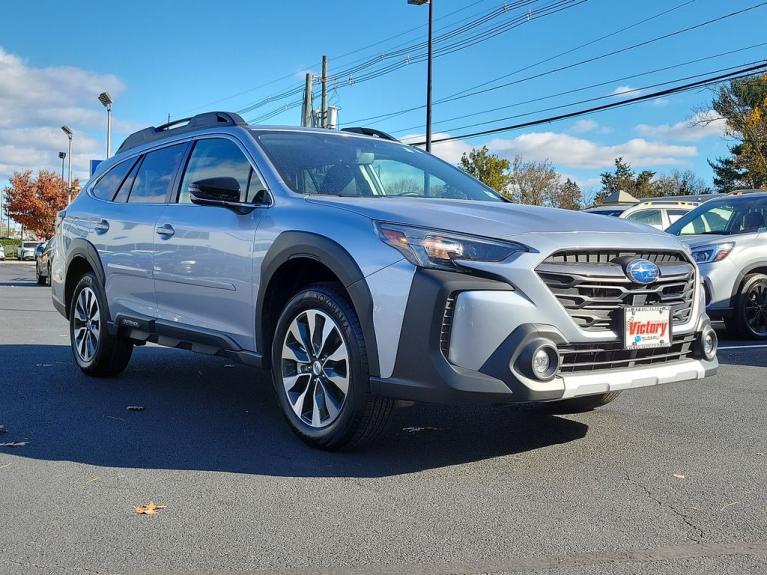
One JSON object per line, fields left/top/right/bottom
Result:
{"left": 375, "top": 222, "right": 527, "bottom": 271}
{"left": 691, "top": 242, "right": 734, "bottom": 264}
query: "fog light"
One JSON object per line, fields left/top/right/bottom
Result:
{"left": 700, "top": 326, "right": 718, "bottom": 360}
{"left": 533, "top": 348, "right": 551, "bottom": 375}
{"left": 518, "top": 342, "right": 559, "bottom": 381}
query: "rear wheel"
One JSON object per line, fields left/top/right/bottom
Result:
{"left": 732, "top": 273, "right": 767, "bottom": 340}
{"left": 543, "top": 391, "right": 622, "bottom": 414}
{"left": 69, "top": 272, "right": 133, "bottom": 377}
{"left": 271, "top": 285, "right": 393, "bottom": 450}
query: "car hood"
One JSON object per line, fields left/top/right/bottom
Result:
{"left": 308, "top": 197, "right": 672, "bottom": 240}
{"left": 678, "top": 234, "right": 733, "bottom": 249}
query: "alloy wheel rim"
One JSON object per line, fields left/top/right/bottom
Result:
{"left": 744, "top": 280, "right": 767, "bottom": 336}
{"left": 73, "top": 287, "right": 100, "bottom": 362}
{"left": 281, "top": 309, "right": 349, "bottom": 428}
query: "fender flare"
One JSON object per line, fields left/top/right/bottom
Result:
{"left": 729, "top": 262, "right": 767, "bottom": 306}
{"left": 256, "top": 231, "right": 380, "bottom": 377}
{"left": 64, "top": 238, "right": 108, "bottom": 313}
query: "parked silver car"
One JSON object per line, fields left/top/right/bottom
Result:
{"left": 668, "top": 191, "right": 767, "bottom": 339}
{"left": 52, "top": 112, "right": 718, "bottom": 448}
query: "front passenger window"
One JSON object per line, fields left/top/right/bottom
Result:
{"left": 178, "top": 138, "right": 263, "bottom": 204}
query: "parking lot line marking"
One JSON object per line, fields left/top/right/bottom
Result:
{"left": 718, "top": 344, "right": 767, "bottom": 350}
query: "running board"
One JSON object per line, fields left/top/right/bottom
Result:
{"left": 110, "top": 313, "right": 263, "bottom": 368}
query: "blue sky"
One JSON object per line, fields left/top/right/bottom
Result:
{"left": 1, "top": 0, "right": 765, "bottom": 203}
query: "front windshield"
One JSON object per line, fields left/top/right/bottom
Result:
{"left": 254, "top": 130, "right": 503, "bottom": 202}
{"left": 667, "top": 195, "right": 767, "bottom": 236}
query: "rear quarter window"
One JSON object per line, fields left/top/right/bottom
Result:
{"left": 91, "top": 158, "right": 137, "bottom": 201}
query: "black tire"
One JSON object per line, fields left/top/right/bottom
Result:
{"left": 46, "top": 264, "right": 51, "bottom": 286}
{"left": 36, "top": 263, "right": 45, "bottom": 285}
{"left": 731, "top": 273, "right": 767, "bottom": 340}
{"left": 271, "top": 284, "right": 394, "bottom": 450}
{"left": 69, "top": 272, "right": 133, "bottom": 377}
{"left": 542, "top": 391, "right": 622, "bottom": 414}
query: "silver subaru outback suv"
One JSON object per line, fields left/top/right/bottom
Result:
{"left": 52, "top": 112, "right": 718, "bottom": 449}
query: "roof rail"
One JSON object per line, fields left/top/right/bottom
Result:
{"left": 341, "top": 127, "right": 399, "bottom": 142}
{"left": 116, "top": 111, "right": 248, "bottom": 154}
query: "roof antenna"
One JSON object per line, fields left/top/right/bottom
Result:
{"left": 167, "top": 113, "right": 171, "bottom": 124}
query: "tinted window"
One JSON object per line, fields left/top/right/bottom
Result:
{"left": 668, "top": 196, "right": 767, "bottom": 236}
{"left": 666, "top": 209, "right": 689, "bottom": 225}
{"left": 255, "top": 131, "right": 501, "bottom": 201}
{"left": 91, "top": 159, "right": 135, "bottom": 201}
{"left": 113, "top": 159, "right": 141, "bottom": 203}
{"left": 178, "top": 138, "right": 261, "bottom": 203}
{"left": 626, "top": 209, "right": 662, "bottom": 227}
{"left": 128, "top": 144, "right": 187, "bottom": 204}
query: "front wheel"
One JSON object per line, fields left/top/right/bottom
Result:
{"left": 36, "top": 263, "right": 45, "bottom": 285}
{"left": 271, "top": 285, "right": 393, "bottom": 450}
{"left": 732, "top": 273, "right": 767, "bottom": 340}
{"left": 69, "top": 272, "right": 133, "bottom": 377}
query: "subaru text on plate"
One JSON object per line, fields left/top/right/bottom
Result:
{"left": 52, "top": 112, "right": 719, "bottom": 449}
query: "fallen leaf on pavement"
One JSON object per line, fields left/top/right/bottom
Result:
{"left": 133, "top": 501, "right": 166, "bottom": 516}
{"left": 0, "top": 442, "right": 28, "bottom": 448}
{"left": 224, "top": 364, "right": 235, "bottom": 368}
{"left": 126, "top": 406, "right": 145, "bottom": 412}
{"left": 673, "top": 473, "right": 686, "bottom": 479}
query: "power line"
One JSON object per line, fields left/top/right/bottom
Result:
{"left": 389, "top": 42, "right": 767, "bottom": 134}
{"left": 430, "top": 59, "right": 766, "bottom": 134}
{"left": 409, "top": 62, "right": 767, "bottom": 145}
{"left": 346, "top": 0, "right": 767, "bottom": 126}
{"left": 237, "top": 0, "right": 584, "bottom": 117}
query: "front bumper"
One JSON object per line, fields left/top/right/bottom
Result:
{"left": 372, "top": 268, "right": 718, "bottom": 405}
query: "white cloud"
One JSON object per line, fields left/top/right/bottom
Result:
{"left": 569, "top": 119, "right": 598, "bottom": 133}
{"left": 634, "top": 111, "right": 726, "bottom": 141}
{"left": 401, "top": 132, "right": 472, "bottom": 164}
{"left": 0, "top": 46, "right": 126, "bottom": 185}
{"left": 611, "top": 85, "right": 641, "bottom": 98}
{"left": 650, "top": 97, "right": 670, "bottom": 107}
{"left": 485, "top": 132, "right": 696, "bottom": 169}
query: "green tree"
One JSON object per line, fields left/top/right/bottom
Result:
{"left": 458, "top": 146, "right": 513, "bottom": 196}
{"left": 594, "top": 157, "right": 655, "bottom": 204}
{"left": 554, "top": 178, "right": 583, "bottom": 210}
{"left": 704, "top": 74, "right": 767, "bottom": 191}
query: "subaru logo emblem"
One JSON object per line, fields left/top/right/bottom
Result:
{"left": 625, "top": 259, "right": 659, "bottom": 285}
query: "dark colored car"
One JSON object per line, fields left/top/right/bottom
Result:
{"left": 36, "top": 238, "right": 54, "bottom": 286}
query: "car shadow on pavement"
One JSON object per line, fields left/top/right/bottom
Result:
{"left": 0, "top": 344, "right": 588, "bottom": 478}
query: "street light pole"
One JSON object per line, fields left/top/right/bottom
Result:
{"left": 98, "top": 92, "right": 113, "bottom": 158}
{"left": 408, "top": 0, "right": 433, "bottom": 152}
{"left": 61, "top": 126, "right": 73, "bottom": 203}
{"left": 58, "top": 152, "right": 66, "bottom": 183}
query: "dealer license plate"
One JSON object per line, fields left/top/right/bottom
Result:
{"left": 624, "top": 306, "right": 672, "bottom": 349}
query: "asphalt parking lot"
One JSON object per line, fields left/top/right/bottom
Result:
{"left": 0, "top": 260, "right": 765, "bottom": 575}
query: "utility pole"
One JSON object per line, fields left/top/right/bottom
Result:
{"left": 425, "top": 0, "right": 433, "bottom": 152}
{"left": 301, "top": 73, "right": 314, "bottom": 127}
{"left": 321, "top": 56, "right": 328, "bottom": 128}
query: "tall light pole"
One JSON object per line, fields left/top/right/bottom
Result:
{"left": 61, "top": 126, "right": 73, "bottom": 202}
{"left": 98, "top": 92, "right": 113, "bottom": 158}
{"left": 408, "top": 0, "right": 433, "bottom": 152}
{"left": 58, "top": 152, "right": 66, "bottom": 182}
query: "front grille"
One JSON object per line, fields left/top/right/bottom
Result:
{"left": 558, "top": 333, "right": 697, "bottom": 373}
{"left": 439, "top": 293, "right": 456, "bottom": 355}
{"left": 536, "top": 250, "right": 696, "bottom": 332}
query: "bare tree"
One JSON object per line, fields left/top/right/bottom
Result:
{"left": 509, "top": 156, "right": 561, "bottom": 206}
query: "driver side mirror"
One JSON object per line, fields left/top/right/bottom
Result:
{"left": 189, "top": 177, "right": 255, "bottom": 214}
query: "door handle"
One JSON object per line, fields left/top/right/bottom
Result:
{"left": 94, "top": 219, "right": 110, "bottom": 234}
{"left": 155, "top": 224, "right": 175, "bottom": 238}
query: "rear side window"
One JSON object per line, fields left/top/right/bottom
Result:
{"left": 626, "top": 209, "right": 662, "bottom": 227}
{"left": 128, "top": 144, "right": 187, "bottom": 203}
{"left": 91, "top": 159, "right": 136, "bottom": 201}
{"left": 178, "top": 138, "right": 260, "bottom": 204}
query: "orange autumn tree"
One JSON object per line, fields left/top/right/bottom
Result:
{"left": 2, "top": 170, "right": 79, "bottom": 238}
